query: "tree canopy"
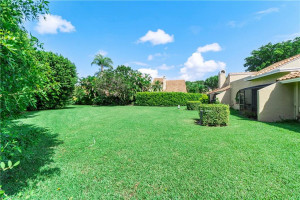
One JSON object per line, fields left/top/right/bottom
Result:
{"left": 244, "top": 37, "right": 300, "bottom": 72}
{"left": 74, "top": 65, "right": 152, "bottom": 105}
{"left": 30, "top": 51, "right": 77, "bottom": 110}
{"left": 204, "top": 75, "right": 218, "bottom": 90}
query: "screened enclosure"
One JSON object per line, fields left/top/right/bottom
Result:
{"left": 236, "top": 84, "right": 271, "bottom": 118}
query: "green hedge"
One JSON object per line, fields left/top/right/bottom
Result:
{"left": 135, "top": 92, "right": 203, "bottom": 106}
{"left": 187, "top": 101, "right": 201, "bottom": 110}
{"left": 199, "top": 104, "right": 229, "bottom": 126}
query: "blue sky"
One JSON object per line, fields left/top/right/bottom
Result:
{"left": 26, "top": 1, "right": 300, "bottom": 81}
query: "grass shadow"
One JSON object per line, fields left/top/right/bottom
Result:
{"left": 230, "top": 109, "right": 300, "bottom": 133}
{"left": 1, "top": 121, "right": 63, "bottom": 196}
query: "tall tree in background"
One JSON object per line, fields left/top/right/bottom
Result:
{"left": 186, "top": 81, "right": 207, "bottom": 93}
{"left": 91, "top": 54, "right": 113, "bottom": 74}
{"left": 204, "top": 75, "right": 218, "bottom": 90}
{"left": 244, "top": 37, "right": 300, "bottom": 72}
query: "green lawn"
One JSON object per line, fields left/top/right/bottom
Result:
{"left": 4, "top": 105, "right": 300, "bottom": 199}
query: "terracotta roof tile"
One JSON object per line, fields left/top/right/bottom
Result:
{"left": 277, "top": 71, "right": 300, "bottom": 81}
{"left": 254, "top": 54, "right": 300, "bottom": 76}
{"left": 165, "top": 80, "right": 187, "bottom": 92}
{"left": 208, "top": 85, "right": 230, "bottom": 94}
{"left": 153, "top": 78, "right": 163, "bottom": 84}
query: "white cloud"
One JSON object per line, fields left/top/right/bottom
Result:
{"left": 179, "top": 43, "right": 226, "bottom": 81}
{"left": 197, "top": 43, "right": 222, "bottom": 53}
{"left": 138, "top": 68, "right": 159, "bottom": 79}
{"left": 256, "top": 7, "right": 279, "bottom": 15}
{"left": 35, "top": 14, "right": 75, "bottom": 34}
{"left": 147, "top": 55, "right": 154, "bottom": 61}
{"left": 147, "top": 53, "right": 162, "bottom": 61}
{"left": 227, "top": 20, "right": 246, "bottom": 28}
{"left": 96, "top": 50, "right": 108, "bottom": 56}
{"left": 138, "top": 29, "right": 174, "bottom": 45}
{"left": 157, "top": 64, "right": 174, "bottom": 70}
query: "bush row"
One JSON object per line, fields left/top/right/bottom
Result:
{"left": 135, "top": 92, "right": 205, "bottom": 106}
{"left": 187, "top": 101, "right": 201, "bottom": 110}
{"left": 199, "top": 104, "right": 229, "bottom": 126}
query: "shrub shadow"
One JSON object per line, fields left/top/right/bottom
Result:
{"left": 1, "top": 122, "right": 63, "bottom": 196}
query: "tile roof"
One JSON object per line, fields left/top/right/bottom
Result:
{"left": 165, "top": 80, "right": 187, "bottom": 92}
{"left": 277, "top": 71, "right": 300, "bottom": 81}
{"left": 207, "top": 85, "right": 230, "bottom": 94}
{"left": 254, "top": 54, "right": 300, "bottom": 76}
{"left": 153, "top": 78, "right": 163, "bottom": 84}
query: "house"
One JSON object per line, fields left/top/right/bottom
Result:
{"left": 153, "top": 76, "right": 187, "bottom": 93}
{"left": 208, "top": 54, "right": 300, "bottom": 122}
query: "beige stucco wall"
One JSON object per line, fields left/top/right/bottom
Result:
{"left": 293, "top": 82, "right": 300, "bottom": 119}
{"left": 216, "top": 90, "right": 231, "bottom": 104}
{"left": 257, "top": 82, "right": 294, "bottom": 122}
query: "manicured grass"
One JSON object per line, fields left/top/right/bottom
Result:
{"left": 4, "top": 105, "right": 300, "bottom": 199}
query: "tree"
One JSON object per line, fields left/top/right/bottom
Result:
{"left": 204, "top": 75, "right": 218, "bottom": 90}
{"left": 244, "top": 37, "right": 300, "bottom": 71}
{"left": 30, "top": 51, "right": 77, "bottom": 110}
{"left": 73, "top": 76, "right": 97, "bottom": 105}
{"left": 91, "top": 54, "right": 113, "bottom": 74}
{"left": 152, "top": 80, "right": 163, "bottom": 92}
{"left": 90, "top": 66, "right": 151, "bottom": 105}
{"left": 0, "top": 0, "right": 50, "bottom": 118}
{"left": 0, "top": 0, "right": 50, "bottom": 194}
{"left": 186, "top": 81, "right": 207, "bottom": 93}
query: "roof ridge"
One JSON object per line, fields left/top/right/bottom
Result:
{"left": 255, "top": 54, "right": 300, "bottom": 76}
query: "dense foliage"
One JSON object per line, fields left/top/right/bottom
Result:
{"left": 199, "top": 104, "right": 229, "bottom": 126}
{"left": 186, "top": 81, "right": 207, "bottom": 93}
{"left": 186, "top": 101, "right": 201, "bottom": 110}
{"left": 204, "top": 75, "right": 218, "bottom": 90}
{"left": 74, "top": 66, "right": 152, "bottom": 105}
{"left": 29, "top": 51, "right": 77, "bottom": 110}
{"left": 244, "top": 37, "right": 300, "bottom": 71}
{"left": 152, "top": 80, "right": 163, "bottom": 92}
{"left": 0, "top": 0, "right": 50, "bottom": 118}
{"left": 135, "top": 92, "right": 204, "bottom": 106}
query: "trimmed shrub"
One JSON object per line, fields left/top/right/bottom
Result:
{"left": 187, "top": 101, "right": 201, "bottom": 110}
{"left": 199, "top": 94, "right": 209, "bottom": 104}
{"left": 199, "top": 104, "right": 229, "bottom": 126}
{"left": 135, "top": 92, "right": 203, "bottom": 106}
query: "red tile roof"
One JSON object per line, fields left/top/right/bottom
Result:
{"left": 207, "top": 85, "right": 230, "bottom": 94}
{"left": 277, "top": 71, "right": 300, "bottom": 81}
{"left": 165, "top": 80, "right": 187, "bottom": 92}
{"left": 254, "top": 54, "right": 300, "bottom": 76}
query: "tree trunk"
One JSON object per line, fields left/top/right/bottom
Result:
{"left": 101, "top": 64, "right": 104, "bottom": 72}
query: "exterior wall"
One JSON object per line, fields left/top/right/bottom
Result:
{"left": 257, "top": 82, "right": 294, "bottom": 122}
{"left": 298, "top": 82, "right": 300, "bottom": 119}
{"left": 250, "top": 72, "right": 290, "bottom": 85}
{"left": 230, "top": 73, "right": 290, "bottom": 110}
{"left": 294, "top": 82, "right": 300, "bottom": 119}
{"left": 216, "top": 90, "right": 231, "bottom": 104}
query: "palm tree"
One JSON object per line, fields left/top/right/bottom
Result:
{"left": 152, "top": 80, "right": 162, "bottom": 92}
{"left": 91, "top": 54, "right": 113, "bottom": 73}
